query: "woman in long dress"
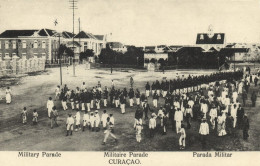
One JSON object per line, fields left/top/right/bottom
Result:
{"left": 6, "top": 87, "right": 12, "bottom": 104}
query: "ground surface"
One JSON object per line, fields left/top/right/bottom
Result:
{"left": 0, "top": 65, "right": 259, "bottom": 151}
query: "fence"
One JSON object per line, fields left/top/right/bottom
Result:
{"left": 0, "top": 58, "right": 46, "bottom": 77}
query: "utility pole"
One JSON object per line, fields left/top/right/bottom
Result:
{"left": 58, "top": 34, "right": 62, "bottom": 85}
{"left": 78, "top": 17, "right": 81, "bottom": 63}
{"left": 69, "top": 0, "right": 78, "bottom": 76}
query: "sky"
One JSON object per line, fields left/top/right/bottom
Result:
{"left": 0, "top": 0, "right": 260, "bottom": 46}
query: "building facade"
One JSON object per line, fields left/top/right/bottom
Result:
{"left": 0, "top": 29, "right": 60, "bottom": 63}
{"left": 196, "top": 25, "right": 226, "bottom": 51}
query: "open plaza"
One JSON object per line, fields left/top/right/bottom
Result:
{"left": 0, "top": 64, "right": 259, "bottom": 151}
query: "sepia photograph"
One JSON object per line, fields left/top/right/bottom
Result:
{"left": 0, "top": 0, "right": 260, "bottom": 155}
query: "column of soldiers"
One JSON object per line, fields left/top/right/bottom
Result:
{"left": 138, "top": 70, "right": 255, "bottom": 149}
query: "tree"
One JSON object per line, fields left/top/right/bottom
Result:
{"left": 79, "top": 49, "right": 94, "bottom": 61}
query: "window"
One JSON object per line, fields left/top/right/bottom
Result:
{"left": 217, "top": 34, "right": 221, "bottom": 40}
{"left": 0, "top": 53, "right": 2, "bottom": 60}
{"left": 200, "top": 34, "right": 204, "bottom": 40}
{"left": 22, "top": 41, "right": 26, "bottom": 48}
{"left": 5, "top": 41, "right": 9, "bottom": 49}
{"left": 42, "top": 41, "right": 46, "bottom": 48}
{"left": 12, "top": 53, "right": 16, "bottom": 57}
{"left": 34, "top": 40, "right": 38, "bottom": 48}
{"left": 34, "top": 53, "right": 38, "bottom": 58}
{"left": 84, "top": 42, "right": 88, "bottom": 45}
{"left": 5, "top": 53, "right": 9, "bottom": 58}
{"left": 0, "top": 41, "right": 1, "bottom": 49}
{"left": 42, "top": 53, "right": 46, "bottom": 58}
{"left": 12, "top": 41, "right": 16, "bottom": 49}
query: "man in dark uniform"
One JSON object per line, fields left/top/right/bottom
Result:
{"left": 143, "top": 100, "right": 150, "bottom": 120}
{"left": 243, "top": 114, "right": 250, "bottom": 140}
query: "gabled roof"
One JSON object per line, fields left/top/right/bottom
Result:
{"left": 0, "top": 30, "right": 38, "bottom": 38}
{"left": 94, "top": 35, "right": 104, "bottom": 41}
{"left": 74, "top": 31, "right": 97, "bottom": 39}
{"left": 0, "top": 29, "right": 58, "bottom": 38}
{"left": 62, "top": 31, "right": 74, "bottom": 38}
{"left": 196, "top": 33, "right": 225, "bottom": 44}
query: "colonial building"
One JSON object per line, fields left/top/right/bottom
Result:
{"left": 0, "top": 29, "right": 61, "bottom": 63}
{"left": 74, "top": 31, "right": 106, "bottom": 56}
{"left": 196, "top": 25, "right": 226, "bottom": 51}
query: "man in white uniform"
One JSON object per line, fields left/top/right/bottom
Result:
{"left": 46, "top": 97, "right": 54, "bottom": 118}
{"left": 66, "top": 113, "right": 74, "bottom": 136}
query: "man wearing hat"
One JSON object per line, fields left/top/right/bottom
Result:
{"left": 153, "top": 92, "right": 159, "bottom": 108}
{"left": 82, "top": 110, "right": 90, "bottom": 131}
{"left": 66, "top": 113, "right": 74, "bottom": 136}
{"left": 94, "top": 110, "right": 101, "bottom": 132}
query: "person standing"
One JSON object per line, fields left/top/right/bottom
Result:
{"left": 145, "top": 82, "right": 150, "bottom": 97}
{"left": 242, "top": 114, "right": 250, "bottom": 140}
{"left": 209, "top": 105, "right": 218, "bottom": 130}
{"left": 254, "top": 76, "right": 258, "bottom": 87}
{"left": 55, "top": 85, "right": 61, "bottom": 100}
{"left": 143, "top": 100, "right": 150, "bottom": 120}
{"left": 185, "top": 105, "right": 193, "bottom": 129}
{"left": 50, "top": 106, "right": 59, "bottom": 129}
{"left": 199, "top": 119, "right": 209, "bottom": 149}
{"left": 134, "top": 118, "right": 143, "bottom": 142}
{"left": 242, "top": 90, "right": 247, "bottom": 107}
{"left": 149, "top": 113, "right": 157, "bottom": 138}
{"left": 82, "top": 111, "right": 90, "bottom": 131}
{"left": 102, "top": 117, "right": 118, "bottom": 145}
{"left": 5, "top": 87, "right": 12, "bottom": 104}
{"left": 66, "top": 113, "right": 74, "bottom": 136}
{"left": 130, "top": 76, "right": 134, "bottom": 88}
{"left": 251, "top": 91, "right": 257, "bottom": 107}
{"left": 21, "top": 107, "right": 28, "bottom": 124}
{"left": 174, "top": 108, "right": 183, "bottom": 133}
{"left": 74, "top": 109, "right": 81, "bottom": 131}
{"left": 179, "top": 124, "right": 186, "bottom": 150}
{"left": 103, "top": 87, "right": 108, "bottom": 107}
{"left": 236, "top": 105, "right": 245, "bottom": 129}
{"left": 135, "top": 89, "right": 141, "bottom": 106}
{"left": 120, "top": 96, "right": 126, "bottom": 114}
{"left": 128, "top": 88, "right": 135, "bottom": 107}
{"left": 101, "top": 110, "right": 109, "bottom": 130}
{"left": 46, "top": 97, "right": 54, "bottom": 118}
{"left": 94, "top": 110, "right": 101, "bottom": 132}
{"left": 32, "top": 109, "right": 38, "bottom": 125}
{"left": 153, "top": 92, "right": 159, "bottom": 108}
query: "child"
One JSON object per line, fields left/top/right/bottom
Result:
{"left": 21, "top": 107, "right": 28, "bottom": 124}
{"left": 32, "top": 109, "right": 38, "bottom": 125}
{"left": 179, "top": 124, "right": 186, "bottom": 150}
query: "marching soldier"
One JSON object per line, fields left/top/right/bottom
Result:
{"left": 143, "top": 100, "right": 150, "bottom": 120}
{"left": 32, "top": 109, "right": 38, "bottom": 125}
{"left": 102, "top": 117, "right": 118, "bottom": 145}
{"left": 103, "top": 87, "right": 108, "bottom": 107}
{"left": 153, "top": 92, "right": 159, "bottom": 108}
{"left": 74, "top": 109, "right": 81, "bottom": 131}
{"left": 50, "top": 106, "right": 59, "bottom": 129}
{"left": 145, "top": 82, "right": 150, "bottom": 97}
{"left": 135, "top": 89, "right": 141, "bottom": 106}
{"left": 128, "top": 88, "right": 135, "bottom": 107}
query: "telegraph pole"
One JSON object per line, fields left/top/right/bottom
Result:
{"left": 69, "top": 0, "right": 78, "bottom": 76}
